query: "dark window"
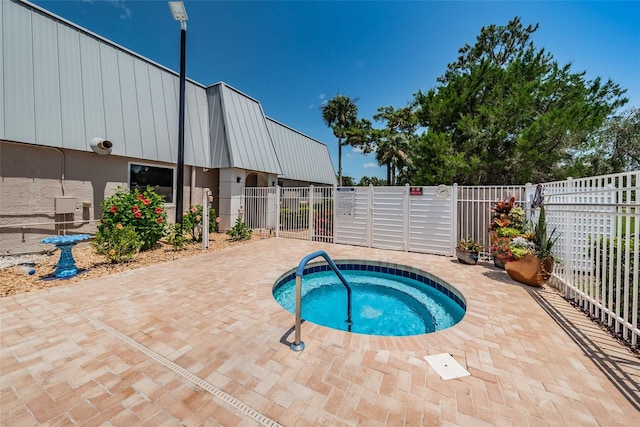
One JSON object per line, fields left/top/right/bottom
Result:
{"left": 129, "top": 163, "right": 174, "bottom": 203}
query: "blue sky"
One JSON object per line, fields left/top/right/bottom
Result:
{"left": 28, "top": 0, "right": 640, "bottom": 181}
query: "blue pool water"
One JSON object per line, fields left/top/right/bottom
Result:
{"left": 273, "top": 264, "right": 466, "bottom": 336}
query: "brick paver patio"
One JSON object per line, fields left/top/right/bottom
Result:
{"left": 1, "top": 238, "right": 639, "bottom": 425}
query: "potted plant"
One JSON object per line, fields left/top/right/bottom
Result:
{"left": 488, "top": 197, "right": 526, "bottom": 267}
{"left": 490, "top": 237, "right": 514, "bottom": 269}
{"left": 504, "top": 206, "right": 559, "bottom": 286}
{"left": 456, "top": 236, "right": 482, "bottom": 265}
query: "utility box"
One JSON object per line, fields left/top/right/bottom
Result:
{"left": 55, "top": 197, "right": 76, "bottom": 214}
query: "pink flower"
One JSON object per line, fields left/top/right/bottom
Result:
{"left": 110, "top": 206, "right": 117, "bottom": 213}
{"left": 116, "top": 223, "right": 123, "bottom": 230}
{"left": 155, "top": 207, "right": 163, "bottom": 214}
{"left": 156, "top": 217, "right": 163, "bottom": 224}
{"left": 143, "top": 199, "right": 151, "bottom": 205}
{"left": 216, "top": 217, "right": 221, "bottom": 223}
{"left": 191, "top": 206, "right": 198, "bottom": 213}
{"left": 136, "top": 194, "right": 145, "bottom": 201}
{"left": 196, "top": 215, "right": 201, "bottom": 222}
{"left": 134, "top": 212, "right": 142, "bottom": 219}
{"left": 132, "top": 205, "right": 139, "bottom": 213}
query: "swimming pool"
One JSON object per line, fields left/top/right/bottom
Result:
{"left": 273, "top": 260, "right": 466, "bottom": 336}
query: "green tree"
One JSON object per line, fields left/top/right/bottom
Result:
{"left": 340, "top": 175, "right": 356, "bottom": 186}
{"left": 321, "top": 95, "right": 359, "bottom": 185}
{"left": 413, "top": 17, "right": 627, "bottom": 185}
{"left": 357, "top": 176, "right": 387, "bottom": 186}
{"left": 566, "top": 107, "right": 640, "bottom": 176}
{"left": 372, "top": 106, "right": 419, "bottom": 185}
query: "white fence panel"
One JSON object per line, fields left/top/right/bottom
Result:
{"left": 371, "top": 187, "right": 406, "bottom": 251}
{"left": 409, "top": 185, "right": 457, "bottom": 256}
{"left": 334, "top": 187, "right": 370, "bottom": 247}
{"left": 243, "top": 187, "right": 278, "bottom": 233}
{"left": 544, "top": 172, "right": 639, "bottom": 346}
{"left": 310, "top": 186, "right": 334, "bottom": 243}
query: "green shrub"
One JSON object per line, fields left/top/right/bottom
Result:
{"left": 92, "top": 224, "right": 143, "bottom": 263}
{"left": 594, "top": 236, "right": 638, "bottom": 325}
{"left": 165, "top": 223, "right": 188, "bottom": 251}
{"left": 227, "top": 218, "right": 252, "bottom": 241}
{"left": 98, "top": 186, "right": 167, "bottom": 250}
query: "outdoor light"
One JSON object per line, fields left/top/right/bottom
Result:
{"left": 168, "top": 1, "right": 188, "bottom": 227}
{"left": 168, "top": 1, "right": 188, "bottom": 26}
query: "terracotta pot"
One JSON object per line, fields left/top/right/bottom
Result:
{"left": 505, "top": 254, "right": 554, "bottom": 287}
{"left": 456, "top": 248, "right": 479, "bottom": 265}
{"left": 493, "top": 255, "right": 506, "bottom": 269}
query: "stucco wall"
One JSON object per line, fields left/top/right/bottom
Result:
{"left": 0, "top": 141, "right": 218, "bottom": 254}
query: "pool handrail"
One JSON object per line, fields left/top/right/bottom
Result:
{"left": 291, "top": 250, "right": 353, "bottom": 351}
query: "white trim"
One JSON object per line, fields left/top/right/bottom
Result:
{"left": 127, "top": 160, "right": 177, "bottom": 206}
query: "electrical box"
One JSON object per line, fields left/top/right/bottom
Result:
{"left": 55, "top": 197, "right": 76, "bottom": 214}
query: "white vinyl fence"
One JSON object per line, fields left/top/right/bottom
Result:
{"left": 334, "top": 185, "right": 457, "bottom": 255}
{"left": 243, "top": 184, "right": 457, "bottom": 255}
{"left": 543, "top": 172, "right": 639, "bottom": 346}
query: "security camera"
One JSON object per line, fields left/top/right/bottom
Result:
{"left": 90, "top": 137, "right": 113, "bottom": 155}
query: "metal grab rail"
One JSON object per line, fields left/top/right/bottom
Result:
{"left": 291, "top": 250, "right": 353, "bottom": 351}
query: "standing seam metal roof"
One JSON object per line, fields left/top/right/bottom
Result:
{"left": 266, "top": 118, "right": 337, "bottom": 185}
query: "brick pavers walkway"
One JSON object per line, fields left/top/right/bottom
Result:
{"left": 1, "top": 238, "right": 639, "bottom": 426}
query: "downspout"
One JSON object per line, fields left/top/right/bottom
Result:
{"left": 1, "top": 141, "right": 65, "bottom": 195}
{"left": 190, "top": 166, "right": 196, "bottom": 207}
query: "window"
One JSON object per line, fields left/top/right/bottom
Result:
{"left": 129, "top": 163, "right": 175, "bottom": 204}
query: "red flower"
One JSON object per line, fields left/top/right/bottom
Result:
{"left": 156, "top": 217, "right": 163, "bottom": 224}
{"left": 134, "top": 212, "right": 142, "bottom": 219}
{"left": 110, "top": 205, "right": 117, "bottom": 213}
{"left": 155, "top": 207, "right": 163, "bottom": 214}
{"left": 137, "top": 194, "right": 145, "bottom": 201}
{"left": 143, "top": 199, "right": 151, "bottom": 205}
{"left": 132, "top": 205, "right": 139, "bottom": 213}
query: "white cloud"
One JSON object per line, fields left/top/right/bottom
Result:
{"left": 318, "top": 94, "right": 326, "bottom": 100}
{"left": 307, "top": 104, "right": 314, "bottom": 109}
{"left": 320, "top": 99, "right": 328, "bottom": 105}
{"left": 363, "top": 162, "right": 378, "bottom": 169}
{"left": 352, "top": 146, "right": 363, "bottom": 154}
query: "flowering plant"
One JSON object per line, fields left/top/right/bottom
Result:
{"left": 97, "top": 186, "right": 167, "bottom": 251}
{"left": 92, "top": 223, "right": 142, "bottom": 263}
{"left": 182, "top": 205, "right": 218, "bottom": 242}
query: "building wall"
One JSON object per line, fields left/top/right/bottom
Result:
{"left": 0, "top": 141, "right": 218, "bottom": 254}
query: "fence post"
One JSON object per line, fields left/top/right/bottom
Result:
{"left": 275, "top": 186, "right": 281, "bottom": 238}
{"left": 451, "top": 184, "right": 458, "bottom": 256}
{"left": 367, "top": 184, "right": 374, "bottom": 248}
{"left": 308, "top": 185, "right": 314, "bottom": 241}
{"left": 403, "top": 184, "right": 410, "bottom": 251}
{"left": 202, "top": 188, "right": 210, "bottom": 250}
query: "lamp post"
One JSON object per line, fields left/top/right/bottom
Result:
{"left": 168, "top": 1, "right": 188, "bottom": 228}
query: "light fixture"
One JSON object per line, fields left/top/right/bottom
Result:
{"left": 168, "top": 1, "right": 188, "bottom": 227}
{"left": 168, "top": 1, "right": 188, "bottom": 26}
{"left": 237, "top": 176, "right": 241, "bottom": 183}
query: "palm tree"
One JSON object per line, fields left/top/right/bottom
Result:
{"left": 321, "top": 95, "right": 358, "bottom": 186}
{"left": 375, "top": 133, "right": 412, "bottom": 185}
